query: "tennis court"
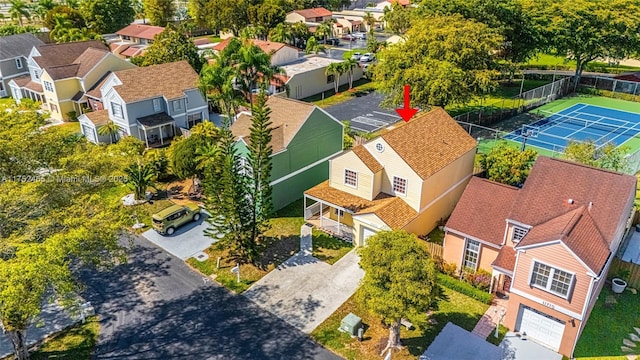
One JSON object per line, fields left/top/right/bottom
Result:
{"left": 504, "top": 103, "right": 640, "bottom": 152}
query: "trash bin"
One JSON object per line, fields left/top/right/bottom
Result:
{"left": 339, "top": 313, "right": 362, "bottom": 336}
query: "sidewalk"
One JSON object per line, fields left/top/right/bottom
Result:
{"left": 0, "top": 301, "right": 94, "bottom": 358}
{"left": 471, "top": 296, "right": 508, "bottom": 339}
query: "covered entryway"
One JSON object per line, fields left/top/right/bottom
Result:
{"left": 516, "top": 305, "right": 564, "bottom": 351}
{"left": 137, "top": 112, "right": 176, "bottom": 148}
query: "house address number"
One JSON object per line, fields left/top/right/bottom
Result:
{"left": 541, "top": 301, "right": 555, "bottom": 309}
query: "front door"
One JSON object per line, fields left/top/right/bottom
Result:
{"left": 502, "top": 275, "right": 512, "bottom": 293}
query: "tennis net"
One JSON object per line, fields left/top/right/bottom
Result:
{"left": 535, "top": 109, "right": 635, "bottom": 135}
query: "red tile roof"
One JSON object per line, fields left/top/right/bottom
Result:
{"left": 508, "top": 157, "right": 636, "bottom": 245}
{"left": 292, "top": 7, "right": 333, "bottom": 19}
{"left": 445, "top": 177, "right": 519, "bottom": 246}
{"left": 213, "top": 38, "right": 292, "bottom": 54}
{"left": 116, "top": 24, "right": 165, "bottom": 40}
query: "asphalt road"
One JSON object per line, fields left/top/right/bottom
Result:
{"left": 79, "top": 236, "right": 341, "bottom": 360}
{"left": 324, "top": 91, "right": 401, "bottom": 132}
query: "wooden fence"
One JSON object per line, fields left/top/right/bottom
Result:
{"left": 609, "top": 258, "right": 640, "bottom": 289}
{"left": 425, "top": 242, "right": 444, "bottom": 258}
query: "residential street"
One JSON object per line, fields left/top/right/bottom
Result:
{"left": 78, "top": 236, "right": 341, "bottom": 360}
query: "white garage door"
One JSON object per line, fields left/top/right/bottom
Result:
{"left": 362, "top": 227, "right": 377, "bottom": 245}
{"left": 517, "top": 306, "right": 564, "bottom": 351}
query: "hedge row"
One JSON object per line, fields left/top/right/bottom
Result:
{"left": 437, "top": 273, "right": 494, "bottom": 305}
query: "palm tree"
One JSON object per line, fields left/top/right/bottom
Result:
{"left": 326, "top": 62, "right": 344, "bottom": 94}
{"left": 363, "top": 11, "right": 376, "bottom": 32}
{"left": 199, "top": 58, "right": 244, "bottom": 120}
{"left": 50, "top": 14, "right": 72, "bottom": 41}
{"left": 65, "top": 0, "right": 79, "bottom": 9}
{"left": 268, "top": 23, "right": 292, "bottom": 44}
{"left": 290, "top": 22, "right": 310, "bottom": 48}
{"left": 343, "top": 58, "right": 359, "bottom": 89}
{"left": 31, "top": 0, "right": 55, "bottom": 23}
{"left": 98, "top": 121, "right": 120, "bottom": 144}
{"left": 236, "top": 41, "right": 280, "bottom": 106}
{"left": 315, "top": 21, "right": 331, "bottom": 42}
{"left": 305, "top": 36, "right": 326, "bottom": 54}
{"left": 124, "top": 161, "right": 156, "bottom": 201}
{"left": 9, "top": 0, "right": 30, "bottom": 26}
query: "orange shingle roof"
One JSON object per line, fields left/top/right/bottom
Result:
{"left": 84, "top": 109, "right": 110, "bottom": 127}
{"left": 305, "top": 181, "right": 417, "bottom": 229}
{"left": 352, "top": 145, "right": 383, "bottom": 173}
{"left": 491, "top": 246, "right": 516, "bottom": 273}
{"left": 381, "top": 107, "right": 477, "bottom": 179}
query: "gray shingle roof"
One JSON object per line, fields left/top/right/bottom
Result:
{"left": 0, "top": 33, "right": 44, "bottom": 60}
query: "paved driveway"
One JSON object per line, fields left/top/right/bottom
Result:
{"left": 420, "top": 322, "right": 502, "bottom": 360}
{"left": 243, "top": 249, "right": 364, "bottom": 334}
{"left": 78, "top": 236, "right": 340, "bottom": 359}
{"left": 324, "top": 91, "right": 401, "bottom": 132}
{"left": 500, "top": 332, "right": 562, "bottom": 360}
{"left": 141, "top": 214, "right": 219, "bottom": 260}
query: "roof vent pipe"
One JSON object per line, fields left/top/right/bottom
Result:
{"left": 568, "top": 199, "right": 574, "bottom": 205}
{"left": 588, "top": 202, "right": 593, "bottom": 211}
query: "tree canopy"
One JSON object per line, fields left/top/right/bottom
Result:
{"left": 143, "top": 0, "right": 175, "bottom": 26}
{"left": 130, "top": 25, "right": 205, "bottom": 73}
{"left": 479, "top": 142, "right": 537, "bottom": 186}
{"left": 374, "top": 15, "right": 503, "bottom": 108}
{"left": 358, "top": 230, "right": 438, "bottom": 352}
{"left": 562, "top": 140, "right": 629, "bottom": 172}
{"left": 79, "top": 0, "right": 134, "bottom": 33}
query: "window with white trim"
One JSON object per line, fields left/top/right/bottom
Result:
{"left": 43, "top": 81, "right": 53, "bottom": 92}
{"left": 344, "top": 169, "right": 357, "bottom": 187}
{"left": 530, "top": 261, "right": 574, "bottom": 298}
{"left": 333, "top": 208, "right": 344, "bottom": 217}
{"left": 392, "top": 176, "right": 407, "bottom": 196}
{"left": 15, "top": 58, "right": 23, "bottom": 69}
{"left": 111, "top": 102, "right": 123, "bottom": 118}
{"left": 173, "top": 100, "right": 183, "bottom": 112}
{"left": 153, "top": 98, "right": 161, "bottom": 112}
{"left": 33, "top": 70, "right": 40, "bottom": 80}
{"left": 463, "top": 239, "right": 480, "bottom": 270}
{"left": 512, "top": 226, "right": 528, "bottom": 242}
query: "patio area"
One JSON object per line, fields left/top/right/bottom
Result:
{"left": 304, "top": 198, "right": 354, "bottom": 242}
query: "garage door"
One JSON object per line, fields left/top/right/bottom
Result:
{"left": 362, "top": 227, "right": 377, "bottom": 245}
{"left": 517, "top": 305, "right": 564, "bottom": 351}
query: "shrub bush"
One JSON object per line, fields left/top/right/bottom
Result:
{"left": 462, "top": 269, "right": 492, "bottom": 292}
{"left": 442, "top": 262, "right": 458, "bottom": 277}
{"left": 438, "top": 273, "right": 494, "bottom": 304}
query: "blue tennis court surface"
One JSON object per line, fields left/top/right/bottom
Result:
{"left": 504, "top": 103, "right": 640, "bottom": 152}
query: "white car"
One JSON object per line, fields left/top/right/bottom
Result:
{"left": 360, "top": 53, "right": 375, "bottom": 62}
{"left": 350, "top": 52, "right": 362, "bottom": 60}
{"left": 352, "top": 32, "right": 367, "bottom": 40}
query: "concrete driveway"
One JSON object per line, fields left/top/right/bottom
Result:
{"left": 243, "top": 249, "right": 364, "bottom": 334}
{"left": 141, "top": 213, "right": 219, "bottom": 260}
{"left": 420, "top": 322, "right": 502, "bottom": 360}
{"left": 500, "top": 332, "right": 562, "bottom": 360}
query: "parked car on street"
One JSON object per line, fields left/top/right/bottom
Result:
{"left": 341, "top": 34, "right": 356, "bottom": 41}
{"left": 323, "top": 38, "right": 340, "bottom": 46}
{"left": 360, "top": 53, "right": 375, "bottom": 62}
{"left": 152, "top": 203, "right": 201, "bottom": 235}
{"left": 352, "top": 32, "right": 367, "bottom": 40}
{"left": 350, "top": 52, "right": 362, "bottom": 60}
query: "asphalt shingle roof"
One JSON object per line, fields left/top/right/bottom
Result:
{"left": 111, "top": 61, "right": 199, "bottom": 103}
{"left": 0, "top": 33, "right": 44, "bottom": 59}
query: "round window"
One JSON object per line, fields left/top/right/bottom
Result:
{"left": 375, "top": 143, "right": 384, "bottom": 152}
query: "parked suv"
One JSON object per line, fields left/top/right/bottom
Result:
{"left": 351, "top": 52, "right": 362, "bottom": 60}
{"left": 152, "top": 203, "right": 201, "bottom": 235}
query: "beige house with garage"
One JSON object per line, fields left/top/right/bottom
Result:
{"left": 303, "top": 107, "right": 477, "bottom": 246}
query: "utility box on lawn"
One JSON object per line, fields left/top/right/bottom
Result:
{"left": 339, "top": 313, "right": 363, "bottom": 336}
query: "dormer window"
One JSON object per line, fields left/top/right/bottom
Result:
{"left": 512, "top": 226, "right": 528, "bottom": 243}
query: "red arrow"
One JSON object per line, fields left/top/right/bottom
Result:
{"left": 395, "top": 84, "right": 418, "bottom": 122}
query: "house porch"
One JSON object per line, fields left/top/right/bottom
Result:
{"left": 137, "top": 112, "right": 176, "bottom": 148}
{"left": 490, "top": 268, "right": 512, "bottom": 299}
{"left": 303, "top": 195, "right": 354, "bottom": 242}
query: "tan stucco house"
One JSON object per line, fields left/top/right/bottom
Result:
{"left": 442, "top": 157, "right": 637, "bottom": 356}
{"left": 9, "top": 40, "right": 135, "bottom": 121}
{"left": 303, "top": 107, "right": 477, "bottom": 246}
{"left": 109, "top": 24, "right": 165, "bottom": 59}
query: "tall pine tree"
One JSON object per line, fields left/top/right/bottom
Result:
{"left": 246, "top": 90, "right": 273, "bottom": 255}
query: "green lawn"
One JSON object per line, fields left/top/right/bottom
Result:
{"left": 30, "top": 316, "right": 99, "bottom": 360}
{"left": 47, "top": 122, "right": 81, "bottom": 137}
{"left": 187, "top": 199, "right": 352, "bottom": 292}
{"left": 524, "top": 53, "right": 640, "bottom": 74}
{"left": 311, "top": 286, "right": 489, "bottom": 360}
{"left": 302, "top": 79, "right": 377, "bottom": 109}
{"left": 447, "top": 79, "right": 551, "bottom": 116}
{"left": 574, "top": 288, "right": 640, "bottom": 358}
